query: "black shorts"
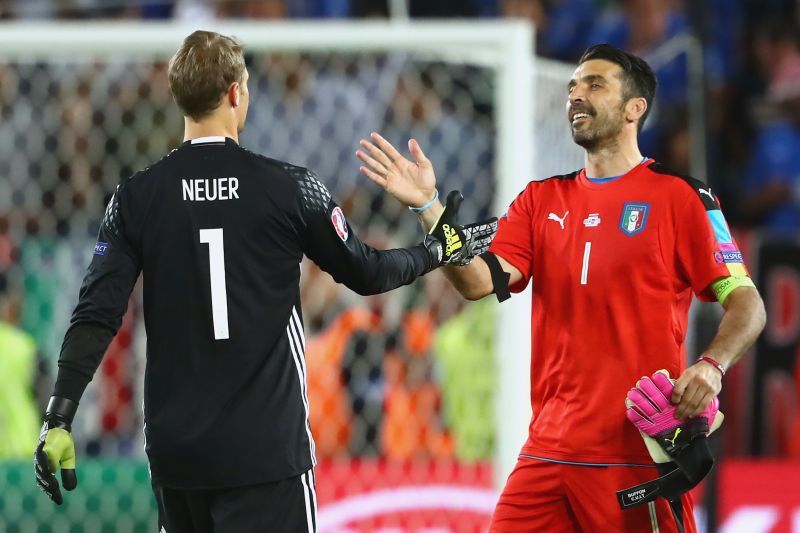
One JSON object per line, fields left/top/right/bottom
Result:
{"left": 152, "top": 470, "right": 317, "bottom": 532}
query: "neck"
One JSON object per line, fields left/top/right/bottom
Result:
{"left": 583, "top": 131, "right": 643, "bottom": 178}
{"left": 183, "top": 115, "right": 239, "bottom": 143}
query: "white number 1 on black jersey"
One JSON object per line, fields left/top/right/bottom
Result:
{"left": 200, "top": 228, "right": 230, "bottom": 340}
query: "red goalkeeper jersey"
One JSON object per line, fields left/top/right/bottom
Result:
{"left": 489, "top": 159, "right": 747, "bottom": 465}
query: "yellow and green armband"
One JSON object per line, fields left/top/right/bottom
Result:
{"left": 711, "top": 276, "right": 755, "bottom": 305}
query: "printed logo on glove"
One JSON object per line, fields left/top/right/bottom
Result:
{"left": 424, "top": 190, "right": 498, "bottom": 268}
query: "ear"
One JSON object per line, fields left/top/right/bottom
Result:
{"left": 626, "top": 96, "right": 647, "bottom": 124}
{"left": 228, "top": 82, "right": 240, "bottom": 108}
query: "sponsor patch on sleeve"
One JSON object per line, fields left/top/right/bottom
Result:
{"left": 713, "top": 250, "right": 743, "bottom": 264}
{"left": 330, "top": 206, "right": 349, "bottom": 242}
{"left": 93, "top": 242, "right": 109, "bottom": 256}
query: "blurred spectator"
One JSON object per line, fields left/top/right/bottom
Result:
{"left": 218, "top": 0, "right": 287, "bottom": 17}
{"left": 588, "top": 0, "right": 689, "bottom": 155}
{"left": 501, "top": 0, "right": 598, "bottom": 61}
{"left": 350, "top": 0, "right": 388, "bottom": 17}
{"left": 0, "top": 270, "right": 40, "bottom": 459}
{"left": 381, "top": 308, "right": 453, "bottom": 460}
{"left": 381, "top": 66, "right": 494, "bottom": 223}
{"left": 741, "top": 54, "right": 800, "bottom": 234}
{"left": 433, "top": 280, "right": 496, "bottom": 461}
{"left": 408, "top": 0, "right": 477, "bottom": 17}
{"left": 307, "top": 305, "right": 380, "bottom": 458}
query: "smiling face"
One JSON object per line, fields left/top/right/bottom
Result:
{"left": 566, "top": 59, "right": 630, "bottom": 150}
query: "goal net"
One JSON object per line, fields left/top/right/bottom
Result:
{"left": 0, "top": 21, "right": 582, "bottom": 531}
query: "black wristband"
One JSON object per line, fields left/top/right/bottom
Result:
{"left": 479, "top": 252, "right": 511, "bottom": 302}
{"left": 45, "top": 396, "right": 79, "bottom": 429}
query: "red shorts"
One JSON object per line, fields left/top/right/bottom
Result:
{"left": 490, "top": 455, "right": 696, "bottom": 533}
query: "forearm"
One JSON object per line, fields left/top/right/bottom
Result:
{"left": 703, "top": 286, "right": 766, "bottom": 370}
{"left": 53, "top": 322, "right": 117, "bottom": 403}
{"left": 343, "top": 243, "right": 432, "bottom": 296}
{"left": 415, "top": 201, "right": 493, "bottom": 300}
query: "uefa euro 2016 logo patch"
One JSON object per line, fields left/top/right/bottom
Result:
{"left": 330, "top": 206, "right": 349, "bottom": 242}
{"left": 618, "top": 203, "right": 650, "bottom": 236}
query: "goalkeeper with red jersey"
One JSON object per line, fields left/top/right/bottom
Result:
{"left": 357, "top": 44, "right": 766, "bottom": 532}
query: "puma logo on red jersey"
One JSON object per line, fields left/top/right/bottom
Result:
{"left": 547, "top": 211, "right": 569, "bottom": 230}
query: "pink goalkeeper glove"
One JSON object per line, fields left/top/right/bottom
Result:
{"left": 626, "top": 370, "right": 719, "bottom": 457}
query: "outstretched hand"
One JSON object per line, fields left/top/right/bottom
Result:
{"left": 357, "top": 133, "right": 438, "bottom": 209}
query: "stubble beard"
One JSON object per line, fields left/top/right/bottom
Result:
{"left": 571, "top": 105, "right": 625, "bottom": 153}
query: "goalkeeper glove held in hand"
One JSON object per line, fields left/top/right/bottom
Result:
{"left": 617, "top": 370, "right": 723, "bottom": 509}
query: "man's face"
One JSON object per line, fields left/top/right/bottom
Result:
{"left": 566, "top": 59, "right": 628, "bottom": 149}
{"left": 236, "top": 68, "right": 250, "bottom": 132}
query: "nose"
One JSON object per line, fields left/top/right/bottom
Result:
{"left": 569, "top": 86, "right": 587, "bottom": 105}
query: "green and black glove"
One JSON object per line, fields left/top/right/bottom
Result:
{"left": 424, "top": 191, "right": 498, "bottom": 268}
{"left": 34, "top": 397, "right": 78, "bottom": 505}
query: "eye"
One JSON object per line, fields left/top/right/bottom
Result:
{"left": 591, "top": 83, "right": 602, "bottom": 90}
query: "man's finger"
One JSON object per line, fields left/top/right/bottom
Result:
{"left": 359, "top": 166, "right": 388, "bottom": 188}
{"left": 671, "top": 376, "right": 688, "bottom": 405}
{"left": 61, "top": 469, "right": 77, "bottom": 491}
{"left": 687, "top": 392, "right": 714, "bottom": 419}
{"left": 356, "top": 150, "right": 388, "bottom": 175}
{"left": 408, "top": 139, "right": 429, "bottom": 165}
{"left": 371, "top": 132, "right": 404, "bottom": 162}
{"left": 359, "top": 139, "right": 394, "bottom": 168}
{"left": 677, "top": 384, "right": 705, "bottom": 418}
{"left": 34, "top": 446, "right": 63, "bottom": 504}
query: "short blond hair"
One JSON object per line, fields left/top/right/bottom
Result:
{"left": 168, "top": 30, "right": 246, "bottom": 121}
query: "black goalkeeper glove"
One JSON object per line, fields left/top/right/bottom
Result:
{"left": 34, "top": 396, "right": 78, "bottom": 505}
{"left": 423, "top": 190, "right": 498, "bottom": 269}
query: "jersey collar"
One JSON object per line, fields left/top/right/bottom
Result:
{"left": 182, "top": 136, "right": 237, "bottom": 147}
{"left": 578, "top": 158, "right": 654, "bottom": 190}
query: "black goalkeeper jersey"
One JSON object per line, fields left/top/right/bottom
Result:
{"left": 54, "top": 136, "right": 432, "bottom": 489}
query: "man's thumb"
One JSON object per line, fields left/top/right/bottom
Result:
{"left": 61, "top": 469, "right": 77, "bottom": 491}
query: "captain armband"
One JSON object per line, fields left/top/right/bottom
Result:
{"left": 711, "top": 276, "right": 755, "bottom": 305}
{"left": 479, "top": 252, "right": 511, "bottom": 303}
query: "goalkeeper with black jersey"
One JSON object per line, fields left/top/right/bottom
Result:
{"left": 33, "top": 31, "right": 496, "bottom": 533}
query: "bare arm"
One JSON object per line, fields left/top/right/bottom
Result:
{"left": 357, "top": 133, "right": 522, "bottom": 300}
{"left": 414, "top": 200, "right": 522, "bottom": 300}
{"left": 672, "top": 285, "right": 767, "bottom": 417}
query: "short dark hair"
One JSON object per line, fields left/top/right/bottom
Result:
{"left": 578, "top": 43, "right": 657, "bottom": 132}
{"left": 168, "top": 30, "right": 246, "bottom": 121}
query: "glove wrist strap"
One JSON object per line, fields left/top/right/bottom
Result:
{"left": 45, "top": 396, "right": 78, "bottom": 429}
{"left": 617, "top": 436, "right": 714, "bottom": 509}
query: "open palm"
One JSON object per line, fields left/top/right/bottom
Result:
{"left": 356, "top": 132, "right": 438, "bottom": 208}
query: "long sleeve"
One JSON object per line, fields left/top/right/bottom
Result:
{"left": 53, "top": 185, "right": 142, "bottom": 402}
{"left": 293, "top": 169, "right": 433, "bottom": 296}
